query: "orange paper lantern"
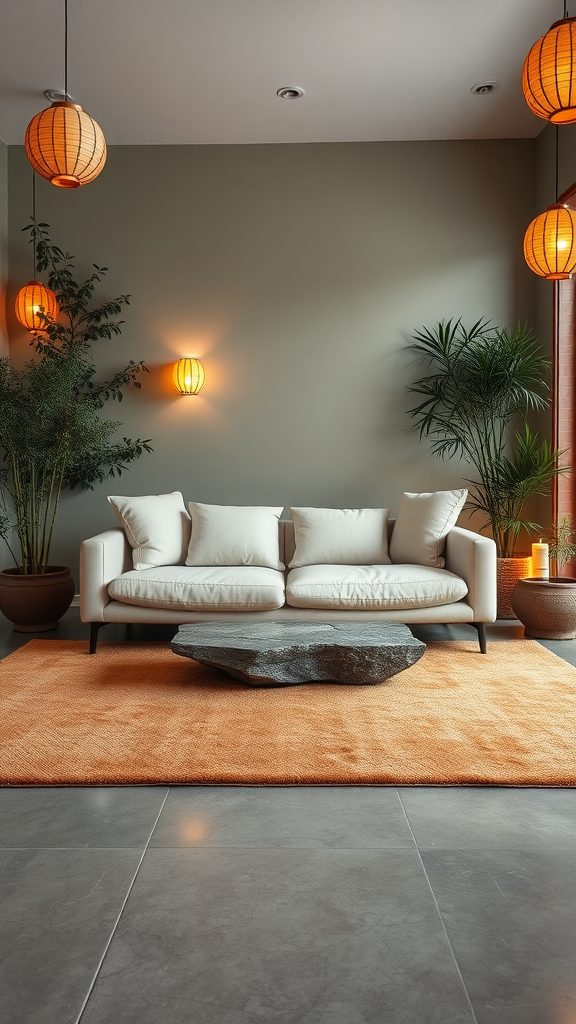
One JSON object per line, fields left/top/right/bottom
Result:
{"left": 25, "top": 102, "right": 106, "bottom": 188}
{"left": 14, "top": 281, "right": 59, "bottom": 332}
{"left": 523, "top": 204, "right": 576, "bottom": 280}
{"left": 522, "top": 16, "right": 576, "bottom": 124}
{"left": 173, "top": 358, "right": 205, "bottom": 395}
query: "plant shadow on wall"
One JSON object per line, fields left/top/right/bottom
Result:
{"left": 406, "top": 319, "right": 568, "bottom": 618}
{"left": 0, "top": 221, "right": 152, "bottom": 632}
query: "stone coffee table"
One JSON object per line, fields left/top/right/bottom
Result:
{"left": 170, "top": 621, "right": 426, "bottom": 686}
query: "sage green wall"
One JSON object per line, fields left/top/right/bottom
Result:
{"left": 7, "top": 140, "right": 538, "bottom": 581}
{"left": 0, "top": 138, "right": 8, "bottom": 356}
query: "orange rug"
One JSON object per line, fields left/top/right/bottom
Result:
{"left": 1, "top": 639, "right": 575, "bottom": 786}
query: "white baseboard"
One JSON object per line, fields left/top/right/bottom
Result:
{"left": 71, "top": 594, "right": 80, "bottom": 607}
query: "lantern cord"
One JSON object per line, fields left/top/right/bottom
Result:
{"left": 555, "top": 124, "right": 559, "bottom": 202}
{"left": 64, "top": 0, "right": 68, "bottom": 102}
{"left": 32, "top": 169, "right": 36, "bottom": 279}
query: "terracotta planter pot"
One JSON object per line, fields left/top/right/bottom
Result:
{"left": 511, "top": 576, "right": 576, "bottom": 640}
{"left": 496, "top": 556, "right": 533, "bottom": 619}
{"left": 0, "top": 566, "right": 75, "bottom": 632}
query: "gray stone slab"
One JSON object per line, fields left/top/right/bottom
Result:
{"left": 399, "top": 786, "right": 576, "bottom": 851}
{"left": 0, "top": 848, "right": 141, "bottom": 1024}
{"left": 170, "top": 620, "right": 425, "bottom": 685}
{"left": 421, "top": 849, "right": 576, "bottom": 1024}
{"left": 80, "top": 848, "right": 476, "bottom": 1024}
{"left": 149, "top": 786, "right": 417, "bottom": 849}
{"left": 0, "top": 786, "right": 169, "bottom": 850}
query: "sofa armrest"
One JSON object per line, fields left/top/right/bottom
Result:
{"left": 80, "top": 529, "right": 132, "bottom": 622}
{"left": 444, "top": 526, "right": 497, "bottom": 622}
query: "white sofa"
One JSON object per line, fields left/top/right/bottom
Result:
{"left": 80, "top": 518, "right": 497, "bottom": 654}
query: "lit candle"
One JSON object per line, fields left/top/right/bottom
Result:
{"left": 531, "top": 540, "right": 549, "bottom": 579}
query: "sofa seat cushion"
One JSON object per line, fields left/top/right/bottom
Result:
{"left": 109, "top": 565, "right": 286, "bottom": 612}
{"left": 286, "top": 563, "right": 468, "bottom": 611}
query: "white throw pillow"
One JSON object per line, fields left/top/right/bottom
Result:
{"left": 289, "top": 507, "right": 391, "bottom": 568}
{"left": 186, "top": 503, "right": 284, "bottom": 569}
{"left": 107, "top": 491, "right": 191, "bottom": 570}
{"left": 389, "top": 489, "right": 467, "bottom": 568}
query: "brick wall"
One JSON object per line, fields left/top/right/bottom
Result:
{"left": 554, "top": 275, "right": 576, "bottom": 574}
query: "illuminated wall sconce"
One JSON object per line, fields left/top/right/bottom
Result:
{"left": 173, "top": 357, "right": 205, "bottom": 395}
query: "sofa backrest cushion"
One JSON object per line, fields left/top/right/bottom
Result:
{"left": 186, "top": 503, "right": 285, "bottom": 570}
{"left": 107, "top": 491, "right": 191, "bottom": 571}
{"left": 280, "top": 518, "right": 395, "bottom": 566}
{"left": 389, "top": 489, "right": 467, "bottom": 568}
{"left": 288, "top": 507, "right": 392, "bottom": 568}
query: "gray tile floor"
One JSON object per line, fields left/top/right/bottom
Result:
{"left": 1, "top": 610, "right": 575, "bottom": 1024}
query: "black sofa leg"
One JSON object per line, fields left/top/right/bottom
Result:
{"left": 473, "top": 623, "right": 487, "bottom": 654}
{"left": 89, "top": 622, "right": 104, "bottom": 654}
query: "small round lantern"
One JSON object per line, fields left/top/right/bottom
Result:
{"left": 15, "top": 281, "right": 58, "bottom": 332}
{"left": 523, "top": 204, "right": 576, "bottom": 280}
{"left": 173, "top": 358, "right": 205, "bottom": 395}
{"left": 522, "top": 17, "right": 576, "bottom": 124}
{"left": 25, "top": 102, "right": 107, "bottom": 188}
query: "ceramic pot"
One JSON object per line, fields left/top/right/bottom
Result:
{"left": 496, "top": 556, "right": 533, "bottom": 619}
{"left": 0, "top": 566, "right": 75, "bottom": 632}
{"left": 511, "top": 576, "right": 576, "bottom": 640}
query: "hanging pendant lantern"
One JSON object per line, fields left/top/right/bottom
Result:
{"left": 24, "top": 0, "right": 106, "bottom": 187}
{"left": 173, "top": 358, "right": 206, "bottom": 395}
{"left": 522, "top": 16, "right": 576, "bottom": 124}
{"left": 25, "top": 102, "right": 106, "bottom": 188}
{"left": 523, "top": 204, "right": 576, "bottom": 280}
{"left": 15, "top": 171, "right": 60, "bottom": 331}
{"left": 15, "top": 281, "right": 59, "bottom": 332}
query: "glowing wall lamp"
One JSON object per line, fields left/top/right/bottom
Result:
{"left": 173, "top": 357, "right": 205, "bottom": 395}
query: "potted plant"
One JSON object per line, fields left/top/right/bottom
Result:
{"left": 407, "top": 318, "right": 566, "bottom": 618}
{"left": 0, "top": 221, "right": 152, "bottom": 631}
{"left": 511, "top": 516, "right": 576, "bottom": 639}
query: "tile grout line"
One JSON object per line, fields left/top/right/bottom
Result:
{"left": 395, "top": 790, "right": 480, "bottom": 1024}
{"left": 0, "top": 846, "right": 166, "bottom": 852}
{"left": 74, "top": 788, "right": 171, "bottom": 1024}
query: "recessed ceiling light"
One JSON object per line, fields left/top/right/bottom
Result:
{"left": 470, "top": 81, "right": 499, "bottom": 95}
{"left": 277, "top": 87, "right": 305, "bottom": 100}
{"left": 43, "top": 88, "right": 75, "bottom": 103}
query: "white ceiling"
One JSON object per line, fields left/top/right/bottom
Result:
{"left": 0, "top": 0, "right": 561, "bottom": 146}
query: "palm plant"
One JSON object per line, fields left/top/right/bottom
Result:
{"left": 407, "top": 318, "right": 566, "bottom": 558}
{"left": 0, "top": 221, "right": 152, "bottom": 575}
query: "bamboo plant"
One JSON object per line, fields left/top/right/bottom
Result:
{"left": 407, "top": 318, "right": 566, "bottom": 558}
{"left": 0, "top": 221, "right": 152, "bottom": 575}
